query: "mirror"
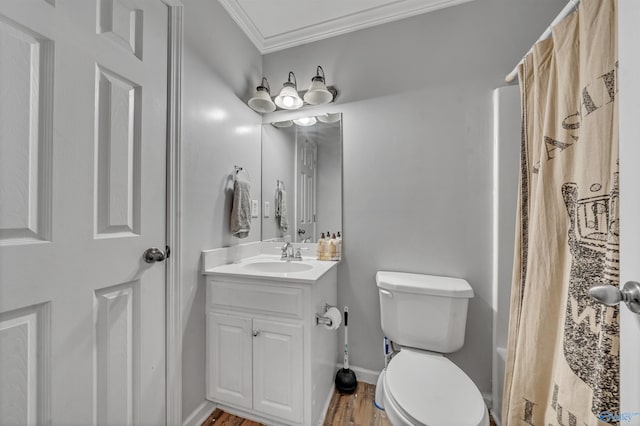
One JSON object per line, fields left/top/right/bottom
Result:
{"left": 261, "top": 113, "right": 342, "bottom": 243}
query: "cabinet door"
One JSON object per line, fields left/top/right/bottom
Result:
{"left": 207, "top": 312, "right": 253, "bottom": 409}
{"left": 252, "top": 319, "right": 303, "bottom": 423}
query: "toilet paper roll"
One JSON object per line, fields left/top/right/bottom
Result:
{"left": 323, "top": 307, "right": 342, "bottom": 330}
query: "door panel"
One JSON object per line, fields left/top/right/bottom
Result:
{"left": 0, "top": 1, "right": 168, "bottom": 424}
{"left": 0, "top": 14, "right": 53, "bottom": 244}
{"left": 94, "top": 65, "right": 142, "bottom": 238}
{"left": 252, "top": 319, "right": 303, "bottom": 423}
{"left": 295, "top": 137, "right": 317, "bottom": 242}
{"left": 207, "top": 312, "right": 253, "bottom": 409}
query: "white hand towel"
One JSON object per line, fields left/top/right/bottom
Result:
{"left": 275, "top": 188, "right": 288, "bottom": 232}
{"left": 230, "top": 176, "right": 251, "bottom": 238}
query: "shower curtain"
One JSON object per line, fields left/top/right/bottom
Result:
{"left": 502, "top": 0, "right": 619, "bottom": 424}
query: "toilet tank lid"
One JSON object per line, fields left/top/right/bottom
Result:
{"left": 376, "top": 271, "right": 474, "bottom": 298}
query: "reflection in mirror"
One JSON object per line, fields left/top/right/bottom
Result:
{"left": 262, "top": 113, "right": 342, "bottom": 243}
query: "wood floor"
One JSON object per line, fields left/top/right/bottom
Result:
{"left": 201, "top": 382, "right": 389, "bottom": 426}
{"left": 201, "top": 408, "right": 263, "bottom": 426}
{"left": 324, "top": 382, "right": 391, "bottom": 426}
{"left": 201, "top": 382, "right": 496, "bottom": 425}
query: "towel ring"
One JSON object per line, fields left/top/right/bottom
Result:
{"left": 234, "top": 165, "right": 251, "bottom": 182}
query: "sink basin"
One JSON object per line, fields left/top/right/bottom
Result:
{"left": 242, "top": 261, "right": 314, "bottom": 273}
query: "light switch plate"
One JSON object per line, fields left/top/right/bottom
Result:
{"left": 264, "top": 201, "right": 270, "bottom": 217}
{"left": 251, "top": 199, "right": 259, "bottom": 218}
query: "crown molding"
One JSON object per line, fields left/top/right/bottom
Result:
{"left": 219, "top": 0, "right": 476, "bottom": 54}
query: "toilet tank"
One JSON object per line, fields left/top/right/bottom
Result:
{"left": 376, "top": 271, "right": 474, "bottom": 353}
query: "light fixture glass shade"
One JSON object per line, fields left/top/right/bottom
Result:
{"left": 293, "top": 116, "right": 317, "bottom": 126}
{"left": 304, "top": 66, "right": 333, "bottom": 105}
{"left": 317, "top": 113, "right": 341, "bottom": 123}
{"left": 304, "top": 78, "right": 332, "bottom": 105}
{"left": 272, "top": 120, "right": 293, "bottom": 128}
{"left": 275, "top": 82, "right": 303, "bottom": 110}
{"left": 248, "top": 86, "right": 276, "bottom": 113}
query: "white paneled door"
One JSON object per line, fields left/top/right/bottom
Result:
{"left": 295, "top": 136, "right": 317, "bottom": 242}
{"left": 0, "top": 1, "right": 169, "bottom": 425}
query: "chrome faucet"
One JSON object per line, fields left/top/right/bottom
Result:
{"left": 281, "top": 242, "right": 302, "bottom": 261}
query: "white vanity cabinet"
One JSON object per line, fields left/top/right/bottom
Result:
{"left": 204, "top": 261, "right": 337, "bottom": 426}
{"left": 207, "top": 312, "right": 303, "bottom": 422}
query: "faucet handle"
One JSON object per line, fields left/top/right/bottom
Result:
{"left": 294, "top": 249, "right": 303, "bottom": 260}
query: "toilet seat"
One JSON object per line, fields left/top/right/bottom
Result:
{"left": 383, "top": 349, "right": 487, "bottom": 426}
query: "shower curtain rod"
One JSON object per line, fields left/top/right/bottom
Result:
{"left": 504, "top": 0, "right": 580, "bottom": 82}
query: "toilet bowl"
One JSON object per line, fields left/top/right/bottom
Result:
{"left": 376, "top": 271, "right": 489, "bottom": 426}
{"left": 380, "top": 349, "right": 489, "bottom": 426}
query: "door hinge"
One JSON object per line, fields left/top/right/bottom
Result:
{"left": 165, "top": 245, "right": 171, "bottom": 259}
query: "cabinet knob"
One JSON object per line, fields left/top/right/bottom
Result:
{"left": 253, "top": 330, "right": 261, "bottom": 337}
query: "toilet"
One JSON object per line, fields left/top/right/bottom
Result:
{"left": 376, "top": 271, "right": 490, "bottom": 426}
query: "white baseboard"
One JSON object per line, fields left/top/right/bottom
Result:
{"left": 317, "top": 384, "right": 336, "bottom": 425}
{"left": 490, "top": 408, "right": 502, "bottom": 426}
{"left": 482, "top": 392, "right": 492, "bottom": 408}
{"left": 182, "top": 400, "right": 216, "bottom": 426}
{"left": 335, "top": 364, "right": 380, "bottom": 385}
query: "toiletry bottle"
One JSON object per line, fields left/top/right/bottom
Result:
{"left": 329, "top": 233, "right": 337, "bottom": 260}
{"left": 324, "top": 232, "right": 331, "bottom": 260}
{"left": 317, "top": 233, "right": 326, "bottom": 260}
{"left": 334, "top": 232, "right": 342, "bottom": 261}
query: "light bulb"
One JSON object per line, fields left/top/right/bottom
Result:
{"left": 293, "top": 116, "right": 317, "bottom": 126}
{"left": 283, "top": 96, "right": 294, "bottom": 108}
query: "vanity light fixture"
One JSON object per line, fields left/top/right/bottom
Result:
{"left": 248, "top": 67, "right": 338, "bottom": 114}
{"left": 275, "top": 72, "right": 304, "bottom": 110}
{"left": 304, "top": 66, "right": 333, "bottom": 105}
{"left": 248, "top": 77, "right": 276, "bottom": 113}
{"left": 293, "top": 116, "right": 317, "bottom": 126}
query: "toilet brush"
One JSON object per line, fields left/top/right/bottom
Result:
{"left": 335, "top": 306, "right": 357, "bottom": 394}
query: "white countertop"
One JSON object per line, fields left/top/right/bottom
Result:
{"left": 203, "top": 254, "right": 339, "bottom": 283}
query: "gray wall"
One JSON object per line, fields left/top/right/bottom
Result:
{"left": 263, "top": 0, "right": 564, "bottom": 395}
{"left": 181, "top": 0, "right": 262, "bottom": 419}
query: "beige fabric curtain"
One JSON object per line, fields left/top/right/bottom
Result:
{"left": 502, "top": 0, "right": 619, "bottom": 424}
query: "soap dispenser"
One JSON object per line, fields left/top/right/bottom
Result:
{"left": 325, "top": 232, "right": 333, "bottom": 260}
{"left": 317, "top": 233, "right": 326, "bottom": 260}
{"left": 328, "top": 233, "right": 337, "bottom": 260}
{"left": 334, "top": 232, "right": 342, "bottom": 261}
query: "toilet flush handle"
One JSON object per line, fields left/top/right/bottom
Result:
{"left": 379, "top": 289, "right": 393, "bottom": 298}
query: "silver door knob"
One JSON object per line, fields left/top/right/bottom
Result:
{"left": 143, "top": 247, "right": 166, "bottom": 264}
{"left": 589, "top": 281, "right": 640, "bottom": 314}
{"left": 253, "top": 330, "right": 261, "bottom": 337}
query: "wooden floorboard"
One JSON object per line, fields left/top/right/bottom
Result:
{"left": 201, "top": 408, "right": 264, "bottom": 426}
{"left": 323, "top": 382, "right": 390, "bottom": 426}
{"left": 201, "top": 382, "right": 497, "bottom": 426}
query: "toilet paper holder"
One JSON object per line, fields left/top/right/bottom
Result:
{"left": 315, "top": 303, "right": 337, "bottom": 327}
